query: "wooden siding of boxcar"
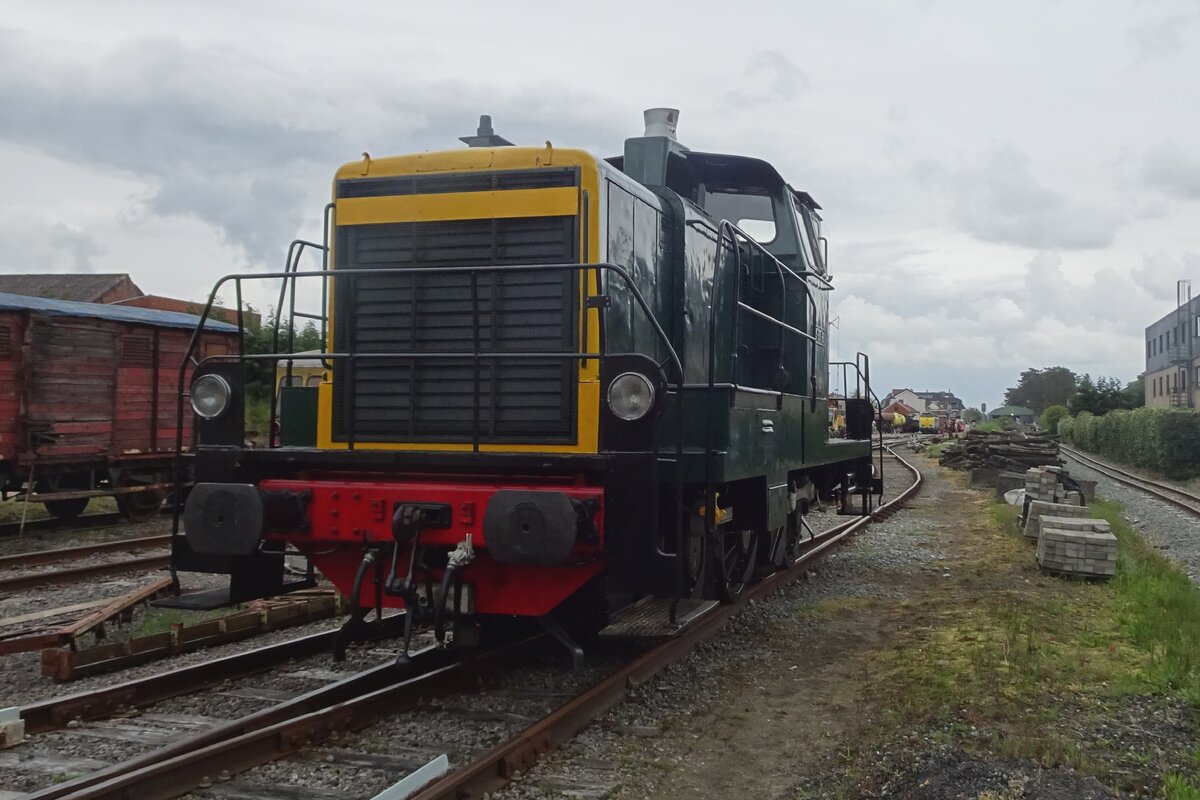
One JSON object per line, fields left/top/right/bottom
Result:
{"left": 0, "top": 313, "right": 24, "bottom": 465}
{"left": 0, "top": 311, "right": 235, "bottom": 468}
{"left": 27, "top": 316, "right": 117, "bottom": 461}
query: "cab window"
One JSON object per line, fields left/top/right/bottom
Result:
{"left": 703, "top": 188, "right": 776, "bottom": 244}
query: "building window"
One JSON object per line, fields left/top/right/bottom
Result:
{"left": 1160, "top": 334, "right": 1165, "bottom": 352}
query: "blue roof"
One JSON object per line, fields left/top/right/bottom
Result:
{"left": 0, "top": 292, "right": 238, "bottom": 332}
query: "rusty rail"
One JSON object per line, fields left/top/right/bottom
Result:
{"left": 0, "top": 535, "right": 170, "bottom": 571}
{"left": 0, "top": 553, "right": 171, "bottom": 593}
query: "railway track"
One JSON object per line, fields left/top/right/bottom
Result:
{"left": 0, "top": 551, "right": 171, "bottom": 593}
{"left": 5, "top": 448, "right": 921, "bottom": 800}
{"left": 1060, "top": 445, "right": 1200, "bottom": 517}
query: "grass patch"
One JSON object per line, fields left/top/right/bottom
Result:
{"left": 1163, "top": 773, "right": 1200, "bottom": 800}
{"left": 124, "top": 604, "right": 246, "bottom": 640}
{"left": 863, "top": 490, "right": 1200, "bottom": 787}
{"left": 1088, "top": 498, "right": 1200, "bottom": 704}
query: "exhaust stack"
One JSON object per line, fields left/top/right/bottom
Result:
{"left": 643, "top": 108, "right": 679, "bottom": 140}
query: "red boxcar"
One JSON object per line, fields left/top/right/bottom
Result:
{"left": 0, "top": 292, "right": 238, "bottom": 520}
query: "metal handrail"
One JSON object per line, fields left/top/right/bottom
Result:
{"left": 830, "top": 352, "right": 884, "bottom": 494}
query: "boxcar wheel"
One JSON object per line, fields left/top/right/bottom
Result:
{"left": 116, "top": 474, "right": 165, "bottom": 522}
{"left": 43, "top": 497, "right": 88, "bottom": 521}
{"left": 38, "top": 474, "right": 89, "bottom": 521}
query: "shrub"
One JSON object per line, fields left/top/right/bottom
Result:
{"left": 1040, "top": 404, "right": 1069, "bottom": 434}
{"left": 1066, "top": 407, "right": 1200, "bottom": 480}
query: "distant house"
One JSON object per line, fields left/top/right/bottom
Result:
{"left": 884, "top": 389, "right": 926, "bottom": 412}
{"left": 0, "top": 273, "right": 255, "bottom": 327}
{"left": 986, "top": 405, "right": 1036, "bottom": 424}
{"left": 882, "top": 388, "right": 966, "bottom": 419}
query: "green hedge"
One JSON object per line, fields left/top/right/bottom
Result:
{"left": 1059, "top": 407, "right": 1200, "bottom": 479}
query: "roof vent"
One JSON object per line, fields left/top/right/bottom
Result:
{"left": 459, "top": 115, "right": 514, "bottom": 148}
{"left": 643, "top": 108, "right": 679, "bottom": 140}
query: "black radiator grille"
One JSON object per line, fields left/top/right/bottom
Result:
{"left": 332, "top": 214, "right": 579, "bottom": 443}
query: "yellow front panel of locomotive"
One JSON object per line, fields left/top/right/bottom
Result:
{"left": 316, "top": 147, "right": 603, "bottom": 454}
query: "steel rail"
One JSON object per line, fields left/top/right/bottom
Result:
{"left": 1060, "top": 444, "right": 1200, "bottom": 516}
{"left": 38, "top": 452, "right": 921, "bottom": 800}
{"left": 16, "top": 621, "right": 407, "bottom": 735}
{"left": 32, "top": 638, "right": 544, "bottom": 800}
{"left": 0, "top": 535, "right": 170, "bottom": 571}
{"left": 0, "top": 553, "right": 171, "bottom": 593}
{"left": 21, "top": 641, "right": 462, "bottom": 800}
{"left": 409, "top": 446, "right": 923, "bottom": 800}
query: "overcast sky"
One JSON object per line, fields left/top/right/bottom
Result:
{"left": 3, "top": 0, "right": 1198, "bottom": 408}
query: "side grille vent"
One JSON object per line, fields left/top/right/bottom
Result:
{"left": 333, "top": 214, "right": 579, "bottom": 444}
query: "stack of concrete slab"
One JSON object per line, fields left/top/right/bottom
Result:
{"left": 1036, "top": 516, "right": 1117, "bottom": 578}
{"left": 1022, "top": 499, "right": 1090, "bottom": 539}
{"left": 1024, "top": 465, "right": 1089, "bottom": 506}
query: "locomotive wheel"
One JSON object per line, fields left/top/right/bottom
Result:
{"left": 684, "top": 514, "right": 709, "bottom": 595}
{"left": 116, "top": 474, "right": 165, "bottom": 522}
{"left": 716, "top": 528, "right": 758, "bottom": 603}
{"left": 784, "top": 503, "right": 808, "bottom": 561}
{"left": 38, "top": 474, "right": 89, "bottom": 521}
{"left": 764, "top": 525, "right": 788, "bottom": 569}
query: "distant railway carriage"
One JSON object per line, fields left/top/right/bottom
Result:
{"left": 174, "top": 110, "right": 884, "bottom": 660}
{"left": 0, "top": 293, "right": 237, "bottom": 520}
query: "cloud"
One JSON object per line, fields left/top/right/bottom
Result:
{"left": 719, "top": 51, "right": 808, "bottom": 107}
{"left": 1128, "top": 13, "right": 1198, "bottom": 64}
{"left": 929, "top": 144, "right": 1124, "bottom": 250}
{"left": 1142, "top": 142, "right": 1200, "bottom": 199}
{"left": 47, "top": 224, "right": 103, "bottom": 273}
{"left": 0, "top": 218, "right": 104, "bottom": 275}
{"left": 0, "top": 30, "right": 631, "bottom": 268}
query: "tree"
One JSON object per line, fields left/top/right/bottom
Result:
{"left": 962, "top": 407, "right": 984, "bottom": 424}
{"left": 1070, "top": 374, "right": 1142, "bottom": 416}
{"left": 1120, "top": 375, "right": 1146, "bottom": 409}
{"left": 1039, "top": 404, "right": 1069, "bottom": 433}
{"left": 1004, "top": 367, "right": 1078, "bottom": 414}
{"left": 1070, "top": 374, "right": 1101, "bottom": 415}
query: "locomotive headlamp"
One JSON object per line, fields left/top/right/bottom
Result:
{"left": 607, "top": 372, "right": 655, "bottom": 421}
{"left": 191, "top": 374, "right": 232, "bottom": 420}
